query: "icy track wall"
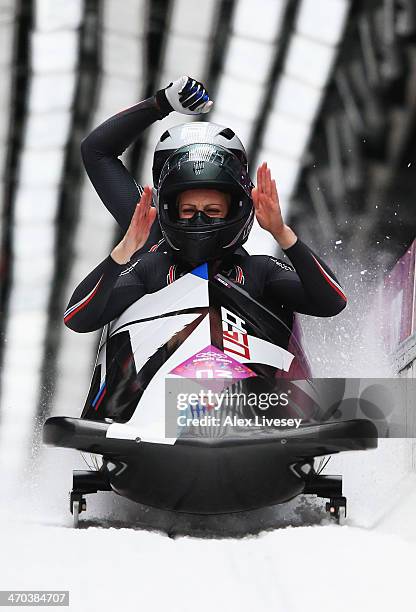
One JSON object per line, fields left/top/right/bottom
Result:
{"left": 387, "top": 240, "right": 416, "bottom": 379}
{"left": 298, "top": 238, "right": 416, "bottom": 528}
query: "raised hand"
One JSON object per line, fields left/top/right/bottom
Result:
{"left": 111, "top": 186, "right": 157, "bottom": 264}
{"left": 251, "top": 162, "right": 297, "bottom": 249}
{"left": 157, "top": 75, "right": 213, "bottom": 115}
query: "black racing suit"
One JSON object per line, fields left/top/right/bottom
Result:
{"left": 66, "top": 95, "right": 347, "bottom": 340}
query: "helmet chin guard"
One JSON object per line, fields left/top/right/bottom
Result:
{"left": 156, "top": 143, "right": 254, "bottom": 266}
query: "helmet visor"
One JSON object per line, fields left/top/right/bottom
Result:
{"left": 157, "top": 143, "right": 253, "bottom": 199}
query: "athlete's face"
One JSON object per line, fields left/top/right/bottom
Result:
{"left": 177, "top": 189, "right": 230, "bottom": 219}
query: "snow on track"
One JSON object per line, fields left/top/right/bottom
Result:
{"left": 1, "top": 441, "right": 415, "bottom": 612}
{"left": 0, "top": 517, "right": 414, "bottom": 612}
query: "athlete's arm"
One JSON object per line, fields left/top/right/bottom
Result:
{"left": 81, "top": 76, "right": 213, "bottom": 234}
{"left": 63, "top": 255, "right": 146, "bottom": 333}
{"left": 253, "top": 162, "right": 346, "bottom": 316}
{"left": 80, "top": 96, "right": 168, "bottom": 234}
{"left": 65, "top": 189, "right": 155, "bottom": 332}
{"left": 264, "top": 240, "right": 347, "bottom": 317}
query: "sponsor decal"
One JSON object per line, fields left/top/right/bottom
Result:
{"left": 270, "top": 258, "right": 294, "bottom": 272}
{"left": 169, "top": 344, "right": 256, "bottom": 380}
{"left": 221, "top": 306, "right": 250, "bottom": 359}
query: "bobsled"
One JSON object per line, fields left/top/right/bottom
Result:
{"left": 43, "top": 264, "right": 377, "bottom": 527}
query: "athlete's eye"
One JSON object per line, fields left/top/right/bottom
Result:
{"left": 205, "top": 207, "right": 223, "bottom": 217}
{"left": 181, "top": 206, "right": 196, "bottom": 216}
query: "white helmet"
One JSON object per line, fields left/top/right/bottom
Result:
{"left": 152, "top": 122, "right": 249, "bottom": 187}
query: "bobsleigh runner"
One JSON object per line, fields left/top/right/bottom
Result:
{"left": 43, "top": 264, "right": 377, "bottom": 528}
